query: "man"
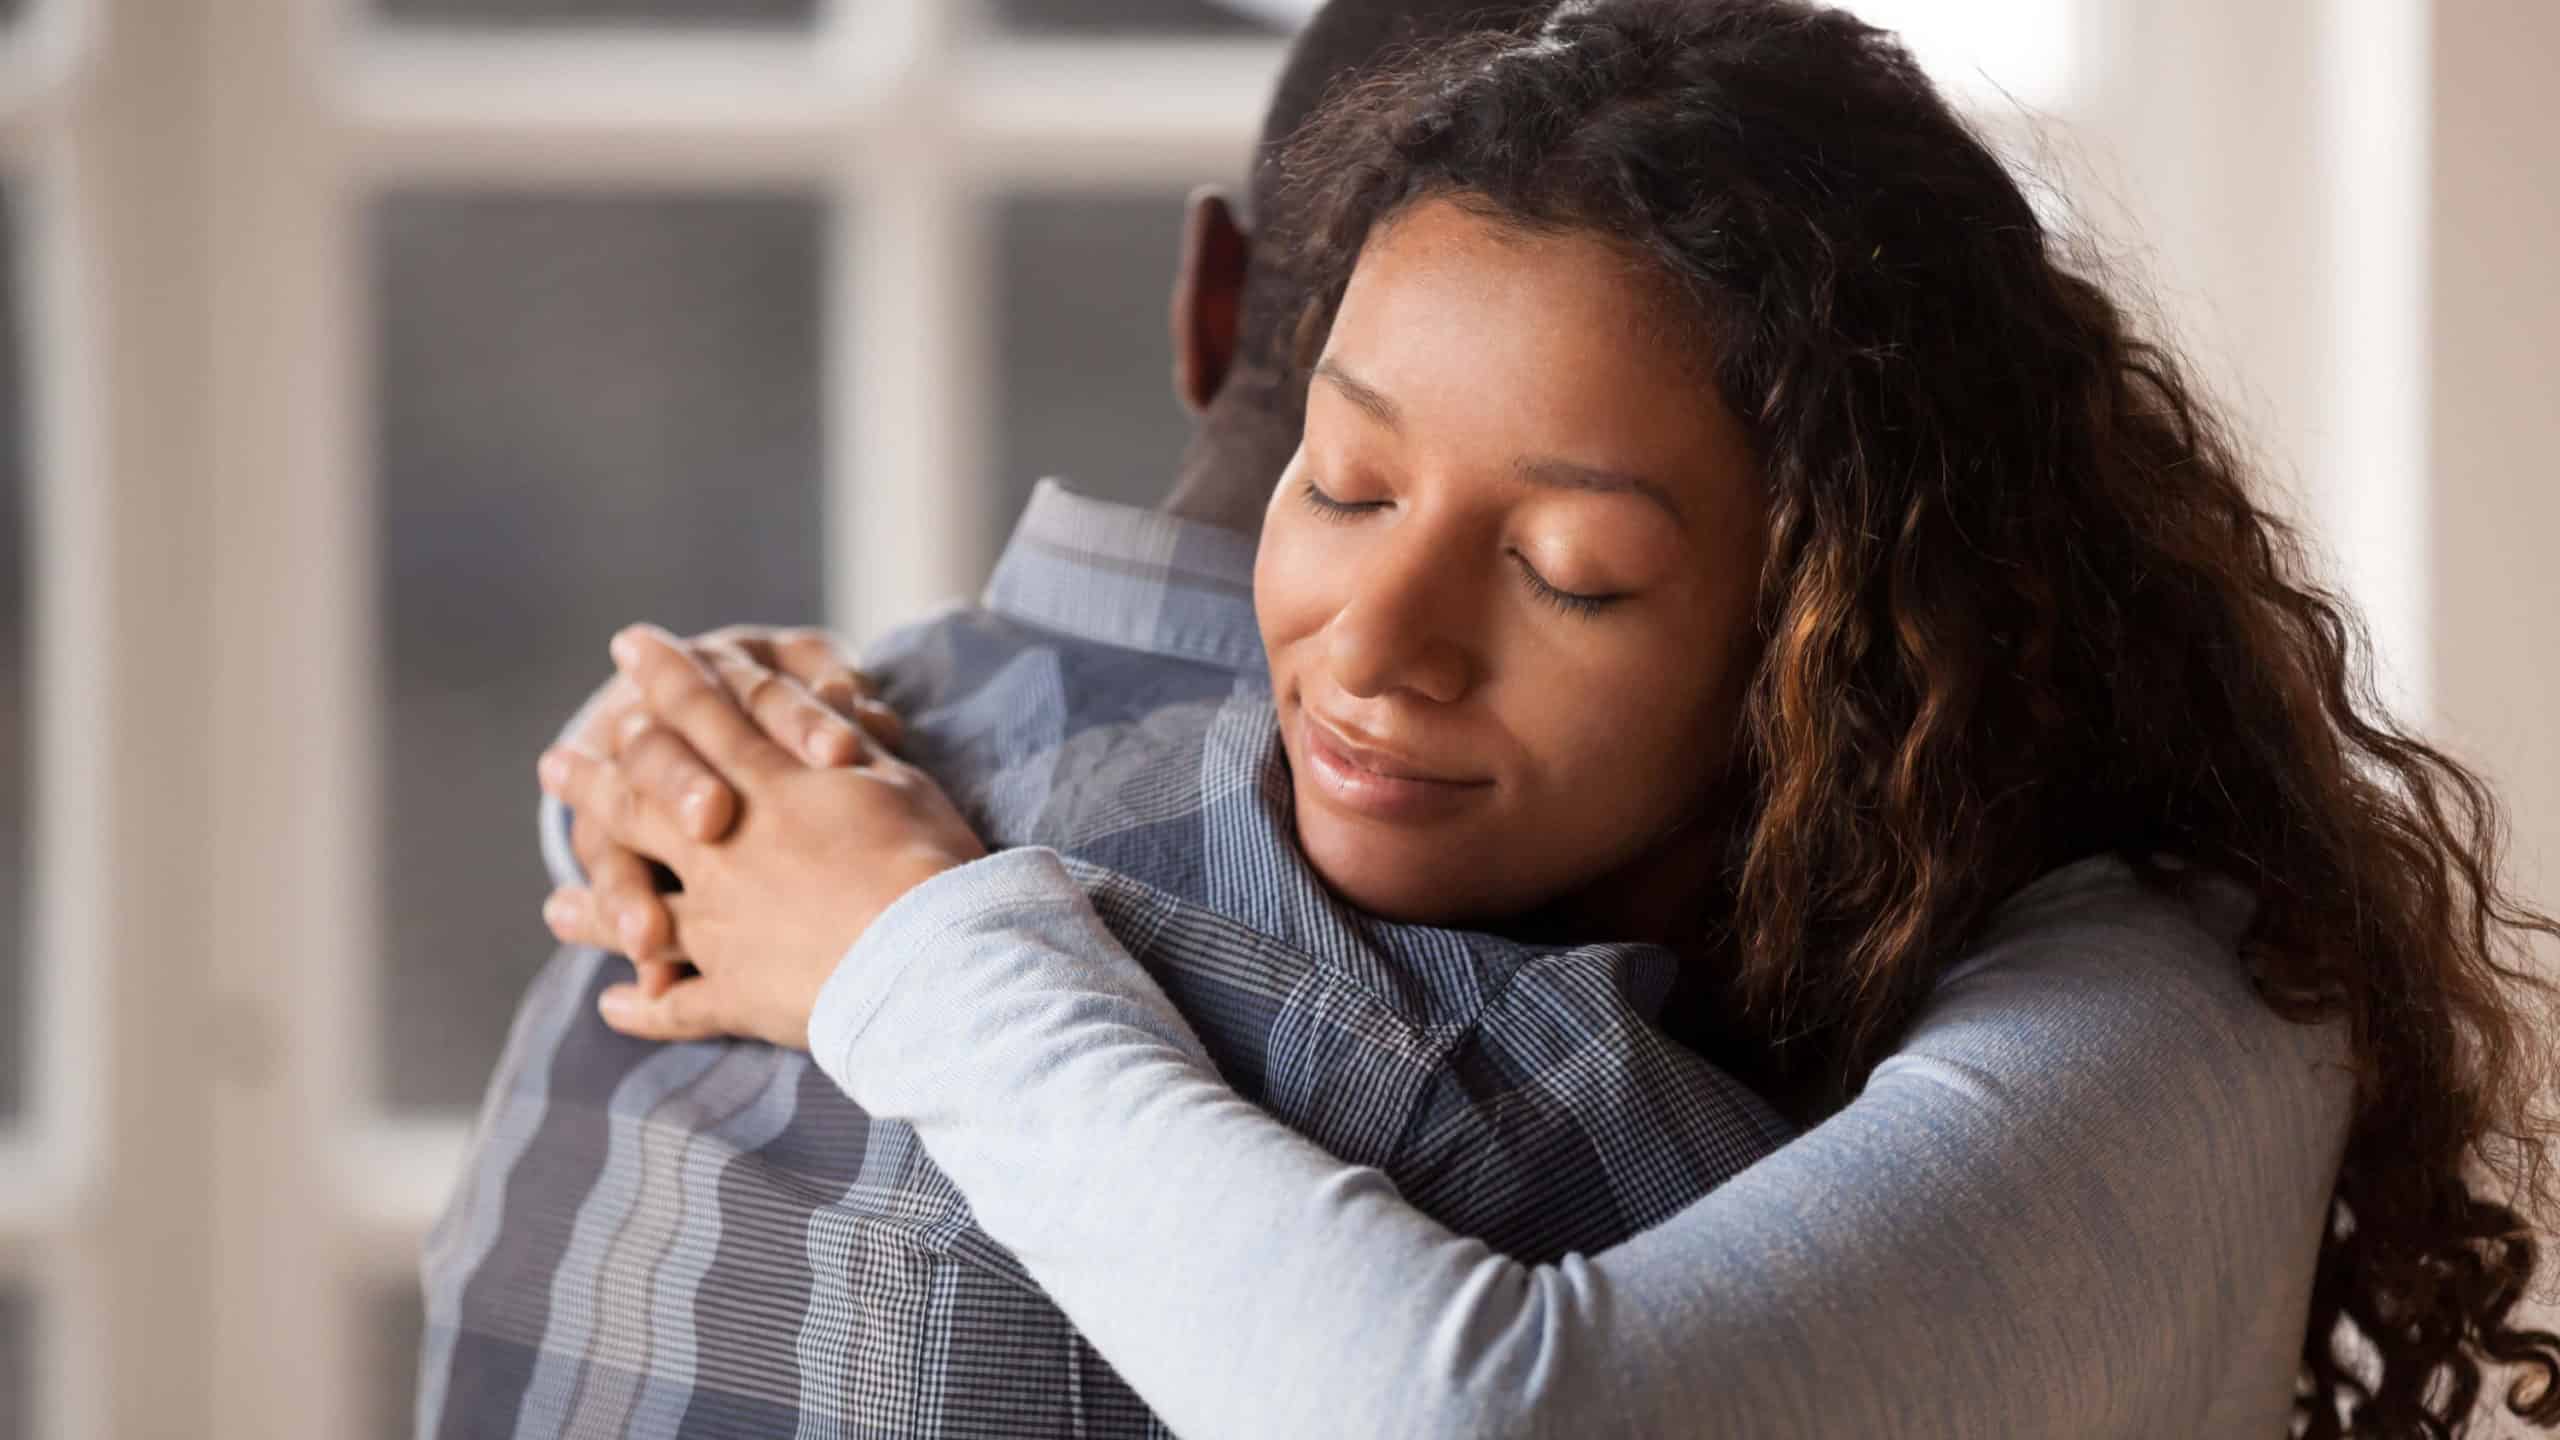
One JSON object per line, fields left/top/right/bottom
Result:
{"left": 416, "top": 4, "right": 1787, "bottom": 1435}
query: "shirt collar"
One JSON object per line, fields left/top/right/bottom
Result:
{"left": 981, "top": 478, "right": 1265, "bottom": 674}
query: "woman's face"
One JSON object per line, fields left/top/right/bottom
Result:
{"left": 1257, "top": 197, "right": 1768, "bottom": 931}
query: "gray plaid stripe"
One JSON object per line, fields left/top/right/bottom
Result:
{"left": 417, "top": 941, "right": 601, "bottom": 1439}
{"left": 421, "top": 484, "right": 1793, "bottom": 1437}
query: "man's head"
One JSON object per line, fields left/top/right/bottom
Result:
{"left": 1161, "top": 0, "right": 1554, "bottom": 532}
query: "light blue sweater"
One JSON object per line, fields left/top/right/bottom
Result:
{"left": 810, "top": 844, "right": 2353, "bottom": 1438}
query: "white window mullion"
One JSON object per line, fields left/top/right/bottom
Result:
{"left": 955, "top": 39, "right": 1272, "bottom": 180}
{"left": 44, "top": 0, "right": 238, "bottom": 1435}
{"left": 344, "top": 35, "right": 858, "bottom": 185}
{"left": 207, "top": 0, "right": 372, "bottom": 1434}
{"left": 0, "top": 123, "right": 91, "bottom": 1248}
{"left": 27, "top": 126, "right": 112, "bottom": 1440}
{"left": 836, "top": 153, "right": 988, "bottom": 642}
{"left": 2317, "top": 0, "right": 2431, "bottom": 731}
{"left": 6, "top": 0, "right": 217, "bottom": 1430}
{"left": 19, "top": 108, "right": 106, "bottom": 1254}
{"left": 836, "top": 0, "right": 980, "bottom": 643}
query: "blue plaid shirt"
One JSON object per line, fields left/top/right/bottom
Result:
{"left": 416, "top": 481, "right": 1794, "bottom": 1439}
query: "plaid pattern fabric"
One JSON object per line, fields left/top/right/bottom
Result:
{"left": 417, "top": 480, "right": 1796, "bottom": 1439}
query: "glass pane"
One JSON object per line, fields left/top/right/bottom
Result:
{"left": 992, "top": 191, "right": 1197, "bottom": 555}
{"left": 990, "top": 0, "right": 1283, "bottom": 37}
{"left": 0, "top": 1288, "right": 27, "bottom": 1440}
{"left": 373, "top": 190, "right": 826, "bottom": 1111}
{"left": 0, "top": 187, "right": 26, "bottom": 1128}
{"left": 377, "top": 0, "right": 815, "bottom": 27}
{"left": 371, "top": 1284, "right": 423, "bottom": 1440}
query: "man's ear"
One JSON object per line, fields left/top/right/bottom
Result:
{"left": 1171, "top": 186, "right": 1251, "bottom": 415}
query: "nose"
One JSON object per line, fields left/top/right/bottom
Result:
{"left": 1324, "top": 521, "right": 1476, "bottom": 705}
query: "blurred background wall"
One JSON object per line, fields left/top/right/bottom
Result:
{"left": 0, "top": 0, "right": 2548, "bottom": 1435}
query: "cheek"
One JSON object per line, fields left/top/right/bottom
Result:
{"left": 1501, "top": 620, "right": 1737, "bottom": 814}
{"left": 1252, "top": 510, "right": 1339, "bottom": 666}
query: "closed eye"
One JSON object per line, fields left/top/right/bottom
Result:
{"left": 1300, "top": 477, "right": 1621, "bottom": 616}
{"left": 1510, "top": 551, "right": 1623, "bottom": 618}
{"left": 1298, "top": 478, "right": 1385, "bottom": 520}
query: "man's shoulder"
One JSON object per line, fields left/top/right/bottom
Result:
{"left": 863, "top": 602, "right": 1256, "bottom": 721}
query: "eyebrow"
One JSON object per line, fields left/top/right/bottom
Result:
{"left": 1316, "top": 357, "right": 1689, "bottom": 527}
{"left": 1513, "top": 457, "right": 1687, "bottom": 526}
{"left": 1314, "top": 358, "right": 1402, "bottom": 430}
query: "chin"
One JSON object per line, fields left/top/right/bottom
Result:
{"left": 1293, "top": 807, "right": 1495, "bottom": 926}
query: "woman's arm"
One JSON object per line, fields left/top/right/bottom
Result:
{"left": 813, "top": 846, "right": 2355, "bottom": 1440}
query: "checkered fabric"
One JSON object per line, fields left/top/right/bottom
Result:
{"left": 416, "top": 480, "right": 1795, "bottom": 1439}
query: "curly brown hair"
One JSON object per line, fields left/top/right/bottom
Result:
{"left": 1273, "top": 1, "right": 2560, "bottom": 1432}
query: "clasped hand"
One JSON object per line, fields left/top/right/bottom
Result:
{"left": 534, "top": 623, "right": 986, "bottom": 1051}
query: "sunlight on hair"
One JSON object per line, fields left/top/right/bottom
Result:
{"left": 1833, "top": 0, "right": 2082, "bottom": 111}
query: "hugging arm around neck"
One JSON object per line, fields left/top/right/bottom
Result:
{"left": 810, "top": 846, "right": 2351, "bottom": 1440}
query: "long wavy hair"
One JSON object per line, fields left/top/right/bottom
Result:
{"left": 1273, "top": 1, "right": 2560, "bottom": 1432}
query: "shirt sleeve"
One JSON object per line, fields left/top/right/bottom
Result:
{"left": 809, "top": 846, "right": 2354, "bottom": 1440}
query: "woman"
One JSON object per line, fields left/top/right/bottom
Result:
{"left": 541, "top": 1, "right": 2560, "bottom": 1433}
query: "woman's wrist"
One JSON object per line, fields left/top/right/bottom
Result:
{"left": 809, "top": 845, "right": 1079, "bottom": 1097}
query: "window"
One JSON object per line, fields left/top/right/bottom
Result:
{"left": 992, "top": 189, "right": 1199, "bottom": 554}
{"left": 371, "top": 187, "right": 827, "bottom": 1110}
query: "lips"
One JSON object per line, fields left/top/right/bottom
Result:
{"left": 1304, "top": 713, "right": 1479, "bottom": 785}
{"left": 1296, "top": 709, "right": 1492, "bottom": 824}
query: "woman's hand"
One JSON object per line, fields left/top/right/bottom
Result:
{"left": 549, "top": 624, "right": 903, "bottom": 999}
{"left": 536, "top": 624, "right": 984, "bottom": 1050}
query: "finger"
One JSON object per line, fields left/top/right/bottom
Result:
{"left": 597, "top": 976, "right": 729, "bottom": 1043}
{"left": 541, "top": 886, "right": 620, "bottom": 951}
{"left": 568, "top": 806, "right": 614, "bottom": 879}
{"left": 543, "top": 888, "right": 684, "bottom": 1003}
{"left": 537, "top": 743, "right": 695, "bottom": 865}
{"left": 695, "top": 625, "right": 780, "bottom": 668}
{"left": 610, "top": 625, "right": 797, "bottom": 779}
{"left": 586, "top": 844, "right": 684, "bottom": 961}
{"left": 617, "top": 722, "right": 742, "bottom": 842}
{"left": 569, "top": 675, "right": 646, "bottom": 760}
{"left": 851, "top": 697, "right": 905, "bottom": 754}
{"left": 815, "top": 671, "right": 862, "bottom": 714}
{"left": 752, "top": 627, "right": 900, "bottom": 753}
{"left": 634, "top": 959, "right": 688, "bottom": 1000}
{"left": 701, "top": 648, "right": 867, "bottom": 769}
{"left": 770, "top": 629, "right": 870, "bottom": 711}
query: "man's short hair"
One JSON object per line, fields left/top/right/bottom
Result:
{"left": 1238, "top": 1, "right": 1554, "bottom": 367}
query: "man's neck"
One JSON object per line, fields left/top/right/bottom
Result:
{"left": 1160, "top": 466, "right": 1275, "bottom": 536}
{"left": 1158, "top": 367, "right": 1301, "bottom": 537}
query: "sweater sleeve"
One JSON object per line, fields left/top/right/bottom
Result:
{"left": 810, "top": 846, "right": 2354, "bottom": 1439}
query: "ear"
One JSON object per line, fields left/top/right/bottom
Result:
{"left": 1170, "top": 186, "right": 1252, "bottom": 414}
